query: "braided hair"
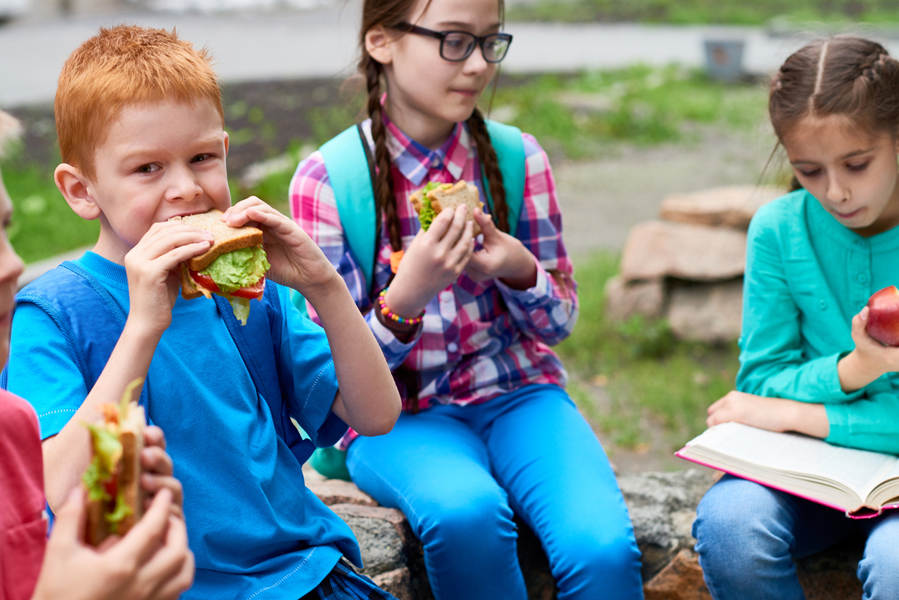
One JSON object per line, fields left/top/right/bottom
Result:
{"left": 769, "top": 36, "right": 899, "bottom": 190}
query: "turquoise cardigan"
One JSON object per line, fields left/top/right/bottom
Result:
{"left": 738, "top": 189, "right": 899, "bottom": 454}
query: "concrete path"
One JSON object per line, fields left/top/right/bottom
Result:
{"left": 4, "top": 1, "right": 897, "bottom": 108}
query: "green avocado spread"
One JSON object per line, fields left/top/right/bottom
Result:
{"left": 201, "top": 246, "right": 270, "bottom": 295}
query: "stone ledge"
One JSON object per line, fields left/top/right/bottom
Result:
{"left": 308, "top": 468, "right": 862, "bottom": 599}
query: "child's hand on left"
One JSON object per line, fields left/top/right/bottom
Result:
{"left": 464, "top": 208, "right": 537, "bottom": 290}
{"left": 223, "top": 198, "right": 339, "bottom": 302}
{"left": 140, "top": 425, "right": 184, "bottom": 519}
{"left": 707, "top": 391, "right": 829, "bottom": 438}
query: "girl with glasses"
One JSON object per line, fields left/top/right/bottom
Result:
{"left": 290, "top": 0, "right": 643, "bottom": 598}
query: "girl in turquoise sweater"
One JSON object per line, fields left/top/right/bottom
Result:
{"left": 693, "top": 36, "right": 899, "bottom": 600}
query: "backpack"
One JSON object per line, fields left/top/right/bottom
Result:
{"left": 296, "top": 120, "right": 528, "bottom": 480}
{"left": 1, "top": 260, "right": 317, "bottom": 467}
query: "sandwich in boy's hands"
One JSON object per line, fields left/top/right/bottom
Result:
{"left": 170, "top": 208, "right": 270, "bottom": 325}
{"left": 221, "top": 197, "right": 342, "bottom": 304}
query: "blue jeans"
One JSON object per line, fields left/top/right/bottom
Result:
{"left": 346, "top": 384, "right": 644, "bottom": 600}
{"left": 693, "top": 475, "right": 899, "bottom": 600}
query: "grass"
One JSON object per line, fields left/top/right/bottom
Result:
{"left": 558, "top": 251, "right": 740, "bottom": 448}
{"left": 507, "top": 0, "right": 899, "bottom": 26}
{"left": 2, "top": 145, "right": 99, "bottom": 265}
{"left": 489, "top": 66, "right": 768, "bottom": 160}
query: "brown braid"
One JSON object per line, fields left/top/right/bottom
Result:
{"left": 467, "top": 107, "right": 510, "bottom": 233}
{"left": 363, "top": 56, "right": 403, "bottom": 253}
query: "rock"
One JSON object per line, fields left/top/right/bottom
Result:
{"left": 305, "top": 476, "right": 378, "bottom": 507}
{"left": 620, "top": 221, "right": 746, "bottom": 283}
{"left": 666, "top": 280, "right": 743, "bottom": 343}
{"left": 329, "top": 504, "right": 412, "bottom": 578}
{"left": 797, "top": 541, "right": 864, "bottom": 600}
{"left": 605, "top": 275, "right": 666, "bottom": 321}
{"left": 617, "top": 469, "right": 720, "bottom": 580}
{"left": 372, "top": 568, "right": 414, "bottom": 600}
{"left": 660, "top": 185, "right": 781, "bottom": 230}
{"left": 643, "top": 549, "right": 711, "bottom": 600}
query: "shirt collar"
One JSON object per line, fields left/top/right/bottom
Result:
{"left": 383, "top": 111, "right": 471, "bottom": 186}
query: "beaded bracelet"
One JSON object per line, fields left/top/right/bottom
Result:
{"left": 378, "top": 288, "right": 425, "bottom": 326}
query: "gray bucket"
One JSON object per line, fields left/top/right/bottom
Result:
{"left": 703, "top": 39, "right": 746, "bottom": 83}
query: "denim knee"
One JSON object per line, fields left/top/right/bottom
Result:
{"left": 693, "top": 477, "right": 799, "bottom": 598}
{"left": 859, "top": 512, "right": 899, "bottom": 600}
{"left": 547, "top": 525, "right": 642, "bottom": 600}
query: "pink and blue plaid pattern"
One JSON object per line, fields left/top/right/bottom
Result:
{"left": 290, "top": 114, "right": 578, "bottom": 449}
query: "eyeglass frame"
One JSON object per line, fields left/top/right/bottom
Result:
{"left": 391, "top": 22, "right": 513, "bottom": 63}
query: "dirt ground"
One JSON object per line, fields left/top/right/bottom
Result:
{"left": 7, "top": 76, "right": 776, "bottom": 473}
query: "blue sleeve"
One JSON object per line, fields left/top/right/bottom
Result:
{"left": 735, "top": 205, "right": 861, "bottom": 404}
{"left": 6, "top": 302, "right": 87, "bottom": 440}
{"left": 276, "top": 287, "right": 346, "bottom": 448}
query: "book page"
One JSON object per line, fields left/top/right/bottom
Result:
{"left": 686, "top": 423, "right": 896, "bottom": 496}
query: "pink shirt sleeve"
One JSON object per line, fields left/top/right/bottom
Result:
{"left": 0, "top": 390, "right": 47, "bottom": 600}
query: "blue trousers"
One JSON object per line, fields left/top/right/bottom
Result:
{"left": 346, "top": 384, "right": 644, "bottom": 600}
{"left": 693, "top": 475, "right": 899, "bottom": 600}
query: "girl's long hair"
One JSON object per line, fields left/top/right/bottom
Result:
{"left": 769, "top": 36, "right": 899, "bottom": 191}
{"left": 359, "top": 0, "right": 510, "bottom": 254}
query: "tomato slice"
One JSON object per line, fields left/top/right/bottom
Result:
{"left": 190, "top": 271, "right": 265, "bottom": 300}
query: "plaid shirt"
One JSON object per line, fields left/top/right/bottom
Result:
{"left": 290, "top": 115, "right": 578, "bottom": 448}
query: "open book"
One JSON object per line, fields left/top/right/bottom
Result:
{"left": 676, "top": 422, "right": 899, "bottom": 519}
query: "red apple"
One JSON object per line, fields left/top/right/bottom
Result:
{"left": 866, "top": 285, "right": 899, "bottom": 346}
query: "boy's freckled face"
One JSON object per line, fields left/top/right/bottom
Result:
{"left": 87, "top": 99, "right": 231, "bottom": 259}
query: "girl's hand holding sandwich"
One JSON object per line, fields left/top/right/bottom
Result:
{"left": 31, "top": 487, "right": 194, "bottom": 600}
{"left": 222, "top": 197, "right": 340, "bottom": 305}
{"left": 140, "top": 425, "right": 184, "bottom": 519}
{"left": 384, "top": 205, "right": 474, "bottom": 320}
{"left": 464, "top": 208, "right": 537, "bottom": 290}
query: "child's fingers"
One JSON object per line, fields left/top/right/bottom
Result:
{"left": 116, "top": 488, "right": 172, "bottom": 566}
{"left": 245, "top": 205, "right": 299, "bottom": 239}
{"left": 140, "top": 473, "right": 184, "bottom": 519}
{"left": 423, "top": 205, "right": 458, "bottom": 241}
{"left": 142, "top": 517, "right": 195, "bottom": 600}
{"left": 143, "top": 425, "right": 167, "bottom": 451}
{"left": 222, "top": 197, "right": 271, "bottom": 226}
{"left": 140, "top": 445, "right": 173, "bottom": 477}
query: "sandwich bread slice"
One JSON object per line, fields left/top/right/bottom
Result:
{"left": 409, "top": 181, "right": 485, "bottom": 236}
{"left": 82, "top": 379, "right": 146, "bottom": 546}
{"left": 170, "top": 209, "right": 270, "bottom": 325}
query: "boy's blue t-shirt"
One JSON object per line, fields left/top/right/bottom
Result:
{"left": 6, "top": 252, "right": 361, "bottom": 599}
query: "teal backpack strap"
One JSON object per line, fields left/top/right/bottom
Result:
{"left": 321, "top": 124, "right": 379, "bottom": 295}
{"left": 291, "top": 124, "right": 379, "bottom": 318}
{"left": 482, "top": 120, "right": 526, "bottom": 238}
{"left": 295, "top": 124, "right": 378, "bottom": 481}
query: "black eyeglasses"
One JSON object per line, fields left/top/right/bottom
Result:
{"left": 392, "top": 23, "right": 513, "bottom": 63}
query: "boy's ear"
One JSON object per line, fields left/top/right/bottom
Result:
{"left": 224, "top": 130, "right": 230, "bottom": 157}
{"left": 54, "top": 163, "right": 102, "bottom": 221}
{"left": 365, "top": 25, "right": 393, "bottom": 65}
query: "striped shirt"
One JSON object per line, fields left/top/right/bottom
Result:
{"left": 290, "top": 114, "right": 578, "bottom": 448}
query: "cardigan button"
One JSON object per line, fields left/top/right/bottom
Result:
{"left": 857, "top": 273, "right": 869, "bottom": 284}
{"left": 819, "top": 299, "right": 827, "bottom": 310}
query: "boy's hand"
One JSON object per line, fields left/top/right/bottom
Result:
{"left": 124, "top": 221, "right": 214, "bottom": 337}
{"left": 223, "top": 198, "right": 339, "bottom": 302}
{"left": 464, "top": 208, "right": 537, "bottom": 290}
{"left": 838, "top": 307, "right": 899, "bottom": 392}
{"left": 706, "top": 391, "right": 829, "bottom": 438}
{"left": 140, "top": 426, "right": 183, "bottom": 519}
{"left": 385, "top": 205, "right": 474, "bottom": 318}
{"left": 31, "top": 487, "right": 194, "bottom": 600}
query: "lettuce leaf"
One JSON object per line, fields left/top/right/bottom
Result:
{"left": 418, "top": 182, "right": 445, "bottom": 231}
{"left": 202, "top": 246, "right": 270, "bottom": 295}
{"left": 229, "top": 296, "right": 251, "bottom": 326}
{"left": 105, "top": 489, "right": 134, "bottom": 532}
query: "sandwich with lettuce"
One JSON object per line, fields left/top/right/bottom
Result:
{"left": 409, "top": 181, "right": 485, "bottom": 236}
{"left": 170, "top": 208, "right": 270, "bottom": 325}
{"left": 82, "top": 378, "right": 146, "bottom": 546}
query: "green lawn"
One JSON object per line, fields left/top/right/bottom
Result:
{"left": 508, "top": 0, "right": 899, "bottom": 26}
{"left": 558, "top": 252, "right": 739, "bottom": 448}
